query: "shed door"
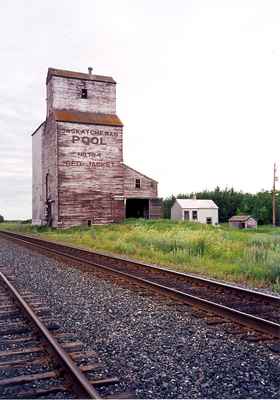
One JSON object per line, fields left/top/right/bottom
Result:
{"left": 149, "top": 198, "right": 163, "bottom": 219}
{"left": 113, "top": 199, "right": 125, "bottom": 222}
{"left": 184, "top": 210, "right": 190, "bottom": 220}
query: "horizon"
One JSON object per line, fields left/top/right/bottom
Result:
{"left": 1, "top": 1, "right": 280, "bottom": 219}
{"left": 1, "top": 185, "right": 275, "bottom": 221}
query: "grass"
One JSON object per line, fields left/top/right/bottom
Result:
{"left": 1, "top": 219, "right": 280, "bottom": 293}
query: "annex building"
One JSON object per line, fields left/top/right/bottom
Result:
{"left": 32, "top": 67, "right": 162, "bottom": 228}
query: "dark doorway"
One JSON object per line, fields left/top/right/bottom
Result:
{"left": 126, "top": 199, "right": 149, "bottom": 218}
{"left": 46, "top": 200, "right": 53, "bottom": 227}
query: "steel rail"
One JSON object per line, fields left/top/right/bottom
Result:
{"left": 1, "top": 230, "right": 279, "bottom": 304}
{"left": 1, "top": 230, "right": 280, "bottom": 339}
{"left": 0, "top": 270, "right": 101, "bottom": 399}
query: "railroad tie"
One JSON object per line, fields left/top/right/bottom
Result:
{"left": 0, "top": 370, "right": 59, "bottom": 386}
{"left": 0, "top": 356, "right": 53, "bottom": 369}
{"left": 90, "top": 377, "right": 119, "bottom": 386}
{"left": 0, "top": 345, "right": 45, "bottom": 358}
{"left": 15, "top": 385, "right": 71, "bottom": 399}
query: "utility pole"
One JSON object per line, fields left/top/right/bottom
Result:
{"left": 272, "top": 163, "right": 277, "bottom": 226}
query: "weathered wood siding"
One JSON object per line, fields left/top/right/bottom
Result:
{"left": 46, "top": 78, "right": 54, "bottom": 117}
{"left": 32, "top": 123, "right": 45, "bottom": 225}
{"left": 246, "top": 218, "right": 257, "bottom": 228}
{"left": 229, "top": 221, "right": 241, "bottom": 228}
{"left": 229, "top": 218, "right": 257, "bottom": 229}
{"left": 48, "top": 76, "right": 116, "bottom": 115}
{"left": 149, "top": 198, "right": 162, "bottom": 219}
{"left": 123, "top": 165, "right": 158, "bottom": 198}
{"left": 41, "top": 115, "right": 59, "bottom": 226}
{"left": 32, "top": 67, "right": 161, "bottom": 227}
{"left": 57, "top": 121, "right": 124, "bottom": 227}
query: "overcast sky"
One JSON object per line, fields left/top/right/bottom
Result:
{"left": 1, "top": 0, "right": 280, "bottom": 220}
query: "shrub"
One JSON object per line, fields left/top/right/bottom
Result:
{"left": 21, "top": 219, "right": 32, "bottom": 224}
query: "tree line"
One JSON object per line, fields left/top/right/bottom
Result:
{"left": 163, "top": 187, "right": 279, "bottom": 225}
{"left": 0, "top": 188, "right": 278, "bottom": 226}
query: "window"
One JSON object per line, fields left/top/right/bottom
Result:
{"left": 192, "top": 210, "right": 198, "bottom": 220}
{"left": 206, "top": 217, "right": 212, "bottom": 225}
{"left": 135, "top": 179, "right": 141, "bottom": 189}
{"left": 184, "top": 210, "right": 189, "bottom": 220}
{"left": 81, "top": 88, "right": 88, "bottom": 98}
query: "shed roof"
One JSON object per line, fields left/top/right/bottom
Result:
{"left": 229, "top": 215, "right": 255, "bottom": 222}
{"left": 54, "top": 110, "right": 123, "bottom": 127}
{"left": 47, "top": 68, "right": 116, "bottom": 84}
{"left": 175, "top": 199, "right": 218, "bottom": 209}
{"left": 123, "top": 164, "right": 158, "bottom": 183}
{"left": 31, "top": 121, "right": 45, "bottom": 136}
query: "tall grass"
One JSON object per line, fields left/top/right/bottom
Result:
{"left": 1, "top": 220, "right": 280, "bottom": 292}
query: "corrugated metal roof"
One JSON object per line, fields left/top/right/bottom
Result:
{"left": 176, "top": 199, "right": 218, "bottom": 209}
{"left": 47, "top": 68, "right": 116, "bottom": 84}
{"left": 54, "top": 110, "right": 123, "bottom": 127}
{"left": 229, "top": 215, "right": 253, "bottom": 222}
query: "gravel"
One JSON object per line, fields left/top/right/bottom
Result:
{"left": 0, "top": 237, "right": 280, "bottom": 399}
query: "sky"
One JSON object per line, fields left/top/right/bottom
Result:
{"left": 1, "top": 0, "right": 280, "bottom": 220}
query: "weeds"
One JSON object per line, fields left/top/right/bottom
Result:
{"left": 1, "top": 220, "right": 280, "bottom": 292}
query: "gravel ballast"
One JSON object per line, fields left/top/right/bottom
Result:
{"left": 0, "top": 237, "right": 279, "bottom": 399}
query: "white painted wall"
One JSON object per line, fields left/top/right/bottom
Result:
{"left": 195, "top": 208, "right": 218, "bottom": 225}
{"left": 171, "top": 202, "right": 219, "bottom": 225}
{"left": 32, "top": 123, "right": 44, "bottom": 225}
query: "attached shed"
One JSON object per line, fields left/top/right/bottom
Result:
{"left": 123, "top": 164, "right": 161, "bottom": 219}
{"left": 229, "top": 215, "right": 257, "bottom": 229}
{"left": 171, "top": 199, "right": 219, "bottom": 225}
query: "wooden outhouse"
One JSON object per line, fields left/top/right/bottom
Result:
{"left": 32, "top": 67, "right": 162, "bottom": 228}
{"left": 171, "top": 199, "right": 219, "bottom": 225}
{"left": 228, "top": 215, "right": 257, "bottom": 229}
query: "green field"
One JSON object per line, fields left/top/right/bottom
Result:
{"left": 1, "top": 219, "right": 280, "bottom": 292}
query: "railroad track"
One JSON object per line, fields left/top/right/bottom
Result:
{"left": 0, "top": 230, "right": 280, "bottom": 341}
{"left": 0, "top": 265, "right": 121, "bottom": 399}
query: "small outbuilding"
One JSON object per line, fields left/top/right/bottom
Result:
{"left": 228, "top": 215, "right": 257, "bottom": 229}
{"left": 171, "top": 199, "right": 219, "bottom": 225}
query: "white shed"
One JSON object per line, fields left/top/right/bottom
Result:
{"left": 171, "top": 199, "right": 219, "bottom": 225}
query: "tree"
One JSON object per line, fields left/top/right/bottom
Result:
{"left": 163, "top": 195, "right": 176, "bottom": 218}
{"left": 163, "top": 188, "right": 279, "bottom": 225}
{"left": 0, "top": 215, "right": 4, "bottom": 223}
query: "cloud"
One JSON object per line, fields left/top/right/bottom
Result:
{"left": 0, "top": 0, "right": 279, "bottom": 219}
